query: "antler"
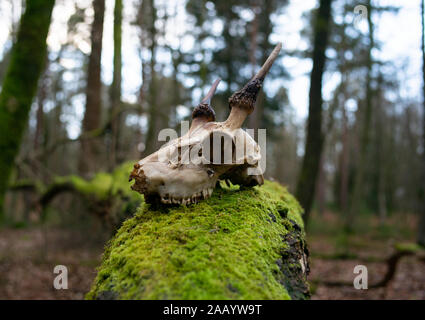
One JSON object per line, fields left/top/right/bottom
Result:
{"left": 224, "top": 43, "right": 282, "bottom": 129}
{"left": 190, "top": 78, "right": 221, "bottom": 131}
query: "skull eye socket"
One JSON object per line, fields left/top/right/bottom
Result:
{"left": 206, "top": 168, "right": 215, "bottom": 177}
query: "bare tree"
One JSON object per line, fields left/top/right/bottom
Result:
{"left": 296, "top": 0, "right": 333, "bottom": 225}
{"left": 110, "top": 0, "right": 123, "bottom": 167}
{"left": 418, "top": 0, "right": 425, "bottom": 246}
{"left": 347, "top": 0, "right": 375, "bottom": 230}
{"left": 79, "top": 0, "right": 105, "bottom": 175}
{"left": 139, "top": 0, "right": 159, "bottom": 156}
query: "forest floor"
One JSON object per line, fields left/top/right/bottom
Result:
{"left": 0, "top": 226, "right": 107, "bottom": 299}
{"left": 0, "top": 211, "right": 423, "bottom": 299}
{"left": 308, "top": 211, "right": 425, "bottom": 299}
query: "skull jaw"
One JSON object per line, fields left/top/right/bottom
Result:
{"left": 130, "top": 162, "right": 219, "bottom": 205}
{"left": 130, "top": 165, "right": 263, "bottom": 206}
{"left": 134, "top": 181, "right": 218, "bottom": 206}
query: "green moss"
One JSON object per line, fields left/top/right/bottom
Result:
{"left": 394, "top": 242, "right": 425, "bottom": 253}
{"left": 54, "top": 162, "right": 142, "bottom": 202}
{"left": 34, "top": 162, "right": 143, "bottom": 227}
{"left": 87, "top": 181, "right": 309, "bottom": 300}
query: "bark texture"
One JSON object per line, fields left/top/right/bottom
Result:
{"left": 87, "top": 181, "right": 310, "bottom": 300}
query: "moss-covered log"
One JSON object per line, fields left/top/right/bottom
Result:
{"left": 87, "top": 181, "right": 310, "bottom": 300}
{"left": 7, "top": 162, "right": 143, "bottom": 227}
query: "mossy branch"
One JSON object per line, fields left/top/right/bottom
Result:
{"left": 8, "top": 162, "right": 143, "bottom": 226}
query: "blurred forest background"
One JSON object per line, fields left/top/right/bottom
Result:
{"left": 0, "top": 0, "right": 424, "bottom": 299}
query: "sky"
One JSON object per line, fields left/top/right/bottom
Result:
{"left": 0, "top": 0, "right": 423, "bottom": 137}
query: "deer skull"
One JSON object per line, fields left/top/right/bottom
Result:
{"left": 129, "top": 43, "right": 282, "bottom": 205}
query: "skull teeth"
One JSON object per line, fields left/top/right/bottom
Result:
{"left": 159, "top": 188, "right": 214, "bottom": 205}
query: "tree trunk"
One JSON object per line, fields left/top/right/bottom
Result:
{"left": 0, "top": 0, "right": 55, "bottom": 221}
{"left": 347, "top": 0, "right": 374, "bottom": 230}
{"left": 34, "top": 62, "right": 48, "bottom": 154}
{"left": 142, "top": 0, "right": 159, "bottom": 157}
{"left": 250, "top": 0, "right": 274, "bottom": 133}
{"left": 417, "top": 0, "right": 425, "bottom": 246}
{"left": 295, "top": 0, "right": 333, "bottom": 225}
{"left": 109, "top": 0, "right": 123, "bottom": 167}
{"left": 248, "top": 2, "right": 259, "bottom": 131}
{"left": 340, "top": 101, "right": 349, "bottom": 215}
{"left": 376, "top": 73, "right": 387, "bottom": 223}
{"left": 79, "top": 0, "right": 105, "bottom": 175}
{"left": 86, "top": 181, "right": 310, "bottom": 300}
{"left": 223, "top": 22, "right": 235, "bottom": 112}
{"left": 316, "top": 154, "right": 326, "bottom": 216}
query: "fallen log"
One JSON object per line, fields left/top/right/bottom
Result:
{"left": 87, "top": 181, "right": 310, "bottom": 300}
{"left": 7, "top": 162, "right": 143, "bottom": 227}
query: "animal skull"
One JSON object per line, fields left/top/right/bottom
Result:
{"left": 129, "top": 43, "right": 282, "bottom": 205}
